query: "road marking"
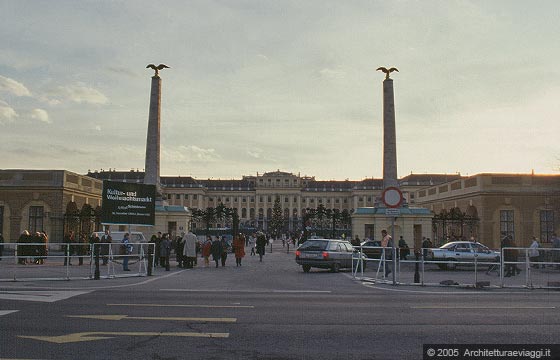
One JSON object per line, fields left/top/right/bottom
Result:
{"left": 0, "top": 291, "right": 91, "bottom": 303}
{"left": 411, "top": 306, "right": 556, "bottom": 310}
{"left": 0, "top": 310, "right": 19, "bottom": 317}
{"left": 360, "top": 282, "right": 528, "bottom": 295}
{"left": 107, "top": 303, "right": 254, "bottom": 308}
{"left": 18, "top": 331, "right": 229, "bottom": 344}
{"left": 66, "top": 314, "right": 237, "bottom": 322}
{"left": 160, "top": 289, "right": 331, "bottom": 294}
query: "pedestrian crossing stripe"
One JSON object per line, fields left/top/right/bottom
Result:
{"left": 0, "top": 291, "right": 91, "bottom": 303}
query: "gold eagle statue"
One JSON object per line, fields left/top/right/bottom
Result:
{"left": 146, "top": 63, "right": 170, "bottom": 77}
{"left": 376, "top": 67, "right": 398, "bottom": 79}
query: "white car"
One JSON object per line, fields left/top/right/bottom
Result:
{"left": 428, "top": 241, "right": 500, "bottom": 270}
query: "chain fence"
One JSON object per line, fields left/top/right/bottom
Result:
{"left": 352, "top": 245, "right": 560, "bottom": 289}
{"left": 0, "top": 242, "right": 155, "bottom": 281}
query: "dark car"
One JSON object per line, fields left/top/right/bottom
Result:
{"left": 358, "top": 240, "right": 383, "bottom": 259}
{"left": 296, "top": 239, "right": 366, "bottom": 273}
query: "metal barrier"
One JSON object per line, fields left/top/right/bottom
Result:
{"left": 0, "top": 242, "right": 155, "bottom": 281}
{"left": 352, "top": 245, "right": 560, "bottom": 289}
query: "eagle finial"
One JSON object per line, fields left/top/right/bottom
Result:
{"left": 376, "top": 66, "right": 399, "bottom": 80}
{"left": 146, "top": 63, "right": 170, "bottom": 77}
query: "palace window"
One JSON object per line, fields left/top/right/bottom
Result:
{"left": 540, "top": 210, "right": 554, "bottom": 243}
{"left": 500, "top": 210, "right": 515, "bottom": 239}
{"left": 29, "top": 206, "right": 44, "bottom": 233}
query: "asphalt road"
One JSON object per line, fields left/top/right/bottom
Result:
{"left": 1, "top": 242, "right": 559, "bottom": 360}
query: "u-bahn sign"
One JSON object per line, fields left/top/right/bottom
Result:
{"left": 101, "top": 180, "right": 156, "bottom": 226}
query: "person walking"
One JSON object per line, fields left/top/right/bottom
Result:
{"left": 398, "top": 236, "right": 410, "bottom": 260}
{"left": 121, "top": 233, "right": 132, "bottom": 271}
{"left": 161, "top": 233, "right": 172, "bottom": 271}
{"left": 233, "top": 234, "right": 246, "bottom": 266}
{"left": 256, "top": 232, "right": 267, "bottom": 262}
{"left": 100, "top": 230, "right": 112, "bottom": 265}
{"left": 0, "top": 232, "right": 4, "bottom": 260}
{"left": 381, "top": 229, "right": 393, "bottom": 277}
{"left": 182, "top": 231, "right": 197, "bottom": 269}
{"left": 211, "top": 236, "right": 223, "bottom": 268}
{"left": 202, "top": 236, "right": 212, "bottom": 267}
{"left": 63, "top": 230, "right": 75, "bottom": 266}
{"left": 77, "top": 232, "right": 88, "bottom": 266}
{"left": 552, "top": 233, "right": 560, "bottom": 270}
{"left": 529, "top": 236, "right": 541, "bottom": 269}
{"left": 220, "top": 236, "right": 230, "bottom": 267}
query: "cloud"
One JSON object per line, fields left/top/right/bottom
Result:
{"left": 319, "top": 67, "right": 346, "bottom": 80}
{"left": 30, "top": 108, "right": 50, "bottom": 124}
{"left": 46, "top": 84, "right": 109, "bottom": 105}
{"left": 0, "top": 75, "right": 31, "bottom": 96}
{"left": 183, "top": 145, "right": 221, "bottom": 161}
{"left": 0, "top": 101, "right": 18, "bottom": 124}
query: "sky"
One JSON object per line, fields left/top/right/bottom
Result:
{"left": 1, "top": 1, "right": 559, "bottom": 181}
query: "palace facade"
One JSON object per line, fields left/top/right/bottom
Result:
{"left": 1, "top": 169, "right": 559, "bottom": 250}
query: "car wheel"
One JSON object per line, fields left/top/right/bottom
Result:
{"left": 302, "top": 265, "right": 311, "bottom": 273}
{"left": 331, "top": 263, "right": 340, "bottom": 273}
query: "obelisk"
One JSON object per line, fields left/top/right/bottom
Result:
{"left": 144, "top": 64, "right": 170, "bottom": 202}
{"left": 377, "top": 67, "right": 399, "bottom": 189}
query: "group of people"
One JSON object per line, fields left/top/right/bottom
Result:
{"left": 147, "top": 231, "right": 270, "bottom": 271}
{"left": 17, "top": 230, "right": 49, "bottom": 265}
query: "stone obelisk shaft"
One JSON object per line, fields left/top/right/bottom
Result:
{"left": 382, "top": 78, "right": 398, "bottom": 189}
{"left": 144, "top": 75, "right": 162, "bottom": 199}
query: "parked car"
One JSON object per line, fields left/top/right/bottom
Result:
{"left": 359, "top": 240, "right": 383, "bottom": 259}
{"left": 428, "top": 241, "right": 500, "bottom": 270}
{"left": 295, "top": 239, "right": 366, "bottom": 273}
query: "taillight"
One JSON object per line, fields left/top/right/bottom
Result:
{"left": 295, "top": 250, "right": 301, "bottom": 257}
{"left": 322, "top": 251, "right": 329, "bottom": 259}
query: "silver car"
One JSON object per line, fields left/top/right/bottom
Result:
{"left": 296, "top": 239, "right": 366, "bottom": 273}
{"left": 429, "top": 241, "right": 500, "bottom": 270}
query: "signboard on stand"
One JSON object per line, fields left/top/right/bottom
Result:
{"left": 101, "top": 180, "right": 156, "bottom": 226}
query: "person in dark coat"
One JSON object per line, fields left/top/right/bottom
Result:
{"left": 154, "top": 232, "right": 162, "bottom": 267}
{"left": 160, "top": 233, "right": 172, "bottom": 271}
{"left": 63, "top": 230, "right": 75, "bottom": 266}
{"left": 256, "top": 232, "right": 267, "bottom": 262}
{"left": 211, "top": 236, "right": 223, "bottom": 268}
{"left": 219, "top": 236, "right": 230, "bottom": 267}
{"left": 100, "top": 230, "right": 112, "bottom": 265}
{"left": 0, "top": 232, "right": 4, "bottom": 260}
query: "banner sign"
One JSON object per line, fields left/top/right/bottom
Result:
{"left": 101, "top": 180, "right": 156, "bottom": 226}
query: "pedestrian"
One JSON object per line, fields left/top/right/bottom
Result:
{"left": 503, "top": 235, "right": 520, "bottom": 277}
{"left": 63, "top": 230, "right": 75, "bottom": 266}
{"left": 552, "top": 233, "right": 560, "bottom": 269}
{"left": 202, "top": 236, "right": 212, "bottom": 267}
{"left": 220, "top": 236, "right": 230, "bottom": 267}
{"left": 421, "top": 237, "right": 430, "bottom": 258}
{"left": 121, "top": 233, "right": 132, "bottom": 271}
{"left": 155, "top": 232, "right": 164, "bottom": 267}
{"left": 176, "top": 234, "right": 185, "bottom": 268}
{"left": 161, "top": 233, "right": 172, "bottom": 271}
{"left": 529, "top": 236, "right": 541, "bottom": 269}
{"left": 398, "top": 236, "right": 410, "bottom": 260}
{"left": 256, "top": 232, "right": 267, "bottom": 262}
{"left": 211, "top": 236, "right": 223, "bottom": 268}
{"left": 233, "top": 234, "right": 246, "bottom": 266}
{"left": 182, "top": 230, "right": 197, "bottom": 269}
{"left": 351, "top": 235, "right": 360, "bottom": 247}
{"left": 77, "top": 232, "right": 88, "bottom": 266}
{"left": 381, "top": 229, "right": 393, "bottom": 277}
{"left": 100, "top": 230, "right": 112, "bottom": 265}
{"left": 36, "top": 232, "right": 48, "bottom": 264}
{"left": 0, "top": 232, "right": 4, "bottom": 260}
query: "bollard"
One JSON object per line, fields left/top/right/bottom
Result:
{"left": 94, "top": 243, "right": 100, "bottom": 280}
{"left": 147, "top": 244, "right": 153, "bottom": 276}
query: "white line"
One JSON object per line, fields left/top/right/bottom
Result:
{"left": 160, "top": 289, "right": 331, "bottom": 294}
{"left": 411, "top": 306, "right": 556, "bottom": 309}
{"left": 0, "top": 310, "right": 19, "bottom": 316}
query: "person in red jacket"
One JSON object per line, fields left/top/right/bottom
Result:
{"left": 233, "top": 234, "right": 246, "bottom": 267}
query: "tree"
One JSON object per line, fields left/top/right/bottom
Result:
{"left": 269, "top": 197, "right": 284, "bottom": 239}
